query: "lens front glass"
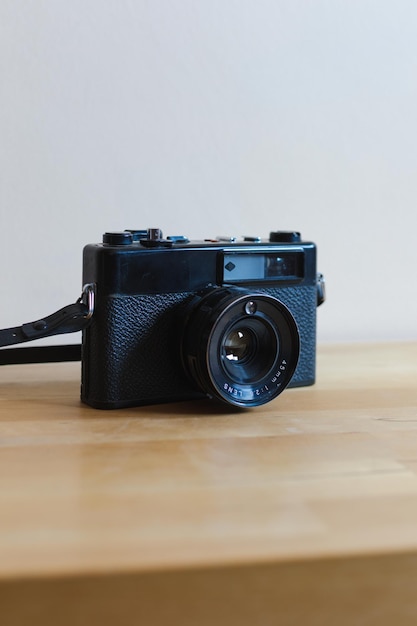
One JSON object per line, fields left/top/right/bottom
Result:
{"left": 221, "top": 319, "right": 278, "bottom": 384}
{"left": 223, "top": 327, "right": 257, "bottom": 364}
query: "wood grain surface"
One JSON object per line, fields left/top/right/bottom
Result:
{"left": 1, "top": 342, "right": 417, "bottom": 624}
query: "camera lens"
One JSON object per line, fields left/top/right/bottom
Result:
{"left": 181, "top": 287, "right": 300, "bottom": 408}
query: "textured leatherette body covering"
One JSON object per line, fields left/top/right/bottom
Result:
{"left": 82, "top": 292, "right": 196, "bottom": 408}
{"left": 81, "top": 285, "right": 317, "bottom": 409}
{"left": 262, "top": 284, "right": 316, "bottom": 386}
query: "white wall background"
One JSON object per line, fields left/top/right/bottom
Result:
{"left": 1, "top": 0, "right": 417, "bottom": 344}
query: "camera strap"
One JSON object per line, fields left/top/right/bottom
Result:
{"left": 0, "top": 284, "right": 95, "bottom": 365}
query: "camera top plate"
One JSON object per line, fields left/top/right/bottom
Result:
{"left": 82, "top": 228, "right": 318, "bottom": 298}
{"left": 101, "top": 229, "right": 303, "bottom": 248}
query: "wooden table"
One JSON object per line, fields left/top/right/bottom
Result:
{"left": 1, "top": 342, "right": 417, "bottom": 625}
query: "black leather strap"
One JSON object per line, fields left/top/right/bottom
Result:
{"left": 0, "top": 297, "right": 93, "bottom": 365}
{"left": 0, "top": 302, "right": 90, "bottom": 348}
{"left": 0, "top": 344, "right": 82, "bottom": 365}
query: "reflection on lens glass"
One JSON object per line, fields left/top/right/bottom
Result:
{"left": 224, "top": 328, "right": 256, "bottom": 362}
{"left": 221, "top": 318, "right": 278, "bottom": 384}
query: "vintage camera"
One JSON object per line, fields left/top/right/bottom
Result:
{"left": 81, "top": 229, "right": 324, "bottom": 409}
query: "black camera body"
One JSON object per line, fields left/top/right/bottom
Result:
{"left": 81, "top": 229, "right": 323, "bottom": 409}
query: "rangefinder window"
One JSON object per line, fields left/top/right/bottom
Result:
{"left": 222, "top": 252, "right": 304, "bottom": 283}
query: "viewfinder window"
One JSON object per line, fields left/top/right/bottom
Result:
{"left": 222, "top": 252, "right": 304, "bottom": 283}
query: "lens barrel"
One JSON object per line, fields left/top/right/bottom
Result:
{"left": 181, "top": 287, "right": 300, "bottom": 407}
